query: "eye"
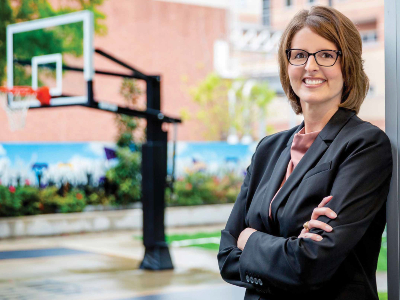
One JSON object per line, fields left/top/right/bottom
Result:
{"left": 294, "top": 52, "right": 306, "bottom": 59}
{"left": 321, "top": 52, "right": 334, "bottom": 58}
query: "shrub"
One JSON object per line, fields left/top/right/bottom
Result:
{"left": 166, "top": 171, "right": 243, "bottom": 206}
{"left": 15, "top": 186, "right": 41, "bottom": 216}
{"left": 106, "top": 147, "right": 141, "bottom": 206}
{"left": 40, "top": 186, "right": 59, "bottom": 214}
{"left": 0, "top": 185, "right": 22, "bottom": 217}
{"left": 53, "top": 190, "right": 86, "bottom": 213}
{"left": 40, "top": 187, "right": 87, "bottom": 214}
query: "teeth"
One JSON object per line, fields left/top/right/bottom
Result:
{"left": 304, "top": 79, "right": 325, "bottom": 85}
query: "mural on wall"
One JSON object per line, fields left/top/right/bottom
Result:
{"left": 0, "top": 143, "right": 117, "bottom": 187}
{"left": 0, "top": 141, "right": 258, "bottom": 187}
{"left": 170, "top": 142, "right": 257, "bottom": 179}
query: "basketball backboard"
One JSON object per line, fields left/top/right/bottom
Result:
{"left": 7, "top": 10, "right": 94, "bottom": 108}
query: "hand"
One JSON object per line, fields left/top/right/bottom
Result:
{"left": 298, "top": 195, "right": 337, "bottom": 242}
{"left": 237, "top": 227, "right": 257, "bottom": 250}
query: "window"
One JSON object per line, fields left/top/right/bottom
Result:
{"left": 285, "top": 0, "right": 293, "bottom": 7}
{"left": 262, "top": 0, "right": 271, "bottom": 27}
{"left": 367, "top": 84, "right": 375, "bottom": 97}
{"left": 360, "top": 31, "right": 378, "bottom": 44}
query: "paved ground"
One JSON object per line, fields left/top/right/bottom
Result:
{"left": 0, "top": 225, "right": 387, "bottom": 299}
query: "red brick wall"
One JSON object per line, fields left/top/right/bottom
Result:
{"left": 0, "top": 0, "right": 226, "bottom": 141}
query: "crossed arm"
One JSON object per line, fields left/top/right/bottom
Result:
{"left": 217, "top": 129, "right": 392, "bottom": 293}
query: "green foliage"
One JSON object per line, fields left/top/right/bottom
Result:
{"left": 166, "top": 171, "right": 242, "bottom": 206}
{"left": 15, "top": 186, "right": 41, "bottom": 215}
{"left": 52, "top": 189, "right": 86, "bottom": 213}
{"left": 105, "top": 78, "right": 143, "bottom": 206}
{"left": 0, "top": 185, "right": 21, "bottom": 217}
{"left": 106, "top": 147, "right": 141, "bottom": 205}
{"left": 0, "top": 185, "right": 90, "bottom": 217}
{"left": 40, "top": 187, "right": 86, "bottom": 214}
{"left": 87, "top": 189, "right": 115, "bottom": 206}
{"left": 188, "top": 73, "right": 231, "bottom": 140}
{"left": 187, "top": 73, "right": 276, "bottom": 141}
{"left": 0, "top": 0, "right": 107, "bottom": 85}
{"left": 0, "top": 0, "right": 13, "bottom": 85}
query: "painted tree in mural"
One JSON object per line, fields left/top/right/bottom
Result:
{"left": 0, "top": 0, "right": 107, "bottom": 85}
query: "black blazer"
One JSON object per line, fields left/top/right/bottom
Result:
{"left": 217, "top": 107, "right": 393, "bottom": 300}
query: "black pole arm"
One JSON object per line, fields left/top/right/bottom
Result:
{"left": 95, "top": 49, "right": 150, "bottom": 81}
{"left": 30, "top": 99, "right": 182, "bottom": 124}
{"left": 13, "top": 59, "right": 151, "bottom": 81}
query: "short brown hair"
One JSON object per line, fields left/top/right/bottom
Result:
{"left": 278, "top": 6, "right": 369, "bottom": 115}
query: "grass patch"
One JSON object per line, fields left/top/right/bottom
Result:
{"left": 377, "top": 236, "right": 387, "bottom": 272}
{"left": 378, "top": 292, "right": 387, "bottom": 300}
{"left": 166, "top": 231, "right": 221, "bottom": 243}
{"left": 133, "top": 231, "right": 221, "bottom": 250}
{"left": 134, "top": 231, "right": 389, "bottom": 267}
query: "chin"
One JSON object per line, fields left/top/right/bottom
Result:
{"left": 299, "top": 97, "right": 326, "bottom": 104}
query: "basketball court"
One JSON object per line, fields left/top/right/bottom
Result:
{"left": 0, "top": 229, "right": 245, "bottom": 300}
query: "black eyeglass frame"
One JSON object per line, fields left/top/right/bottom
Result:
{"left": 285, "top": 49, "right": 342, "bottom": 67}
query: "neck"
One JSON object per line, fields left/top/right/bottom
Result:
{"left": 302, "top": 106, "right": 339, "bottom": 134}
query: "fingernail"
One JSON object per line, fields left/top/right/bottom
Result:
{"left": 317, "top": 236, "right": 323, "bottom": 241}
{"left": 330, "top": 212, "right": 337, "bottom": 218}
{"left": 326, "top": 226, "right": 332, "bottom": 231}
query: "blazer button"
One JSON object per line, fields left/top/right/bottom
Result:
{"left": 246, "top": 275, "right": 250, "bottom": 283}
{"left": 259, "top": 279, "right": 263, "bottom": 286}
{"left": 250, "top": 277, "right": 254, "bottom": 283}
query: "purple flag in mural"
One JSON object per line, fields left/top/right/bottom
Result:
{"left": 104, "top": 147, "right": 117, "bottom": 160}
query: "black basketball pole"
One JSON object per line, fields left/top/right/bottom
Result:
{"left": 23, "top": 49, "right": 178, "bottom": 270}
{"left": 140, "top": 76, "right": 173, "bottom": 270}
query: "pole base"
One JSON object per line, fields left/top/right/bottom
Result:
{"left": 139, "top": 245, "right": 174, "bottom": 270}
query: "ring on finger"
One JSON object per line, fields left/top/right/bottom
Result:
{"left": 303, "top": 221, "right": 310, "bottom": 231}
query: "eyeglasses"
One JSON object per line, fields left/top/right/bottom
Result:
{"left": 285, "top": 49, "right": 342, "bottom": 67}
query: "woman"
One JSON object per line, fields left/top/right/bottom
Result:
{"left": 217, "top": 6, "right": 392, "bottom": 300}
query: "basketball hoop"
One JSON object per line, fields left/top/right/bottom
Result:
{"left": 0, "top": 86, "right": 51, "bottom": 131}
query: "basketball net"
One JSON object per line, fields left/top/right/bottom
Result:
{"left": 0, "top": 86, "right": 50, "bottom": 131}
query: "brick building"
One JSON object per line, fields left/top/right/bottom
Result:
{"left": 1, "top": 0, "right": 227, "bottom": 142}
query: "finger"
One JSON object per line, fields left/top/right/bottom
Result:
{"left": 302, "top": 232, "right": 323, "bottom": 241}
{"left": 298, "top": 228, "right": 308, "bottom": 238}
{"left": 300, "top": 228, "right": 308, "bottom": 234}
{"left": 318, "top": 195, "right": 333, "bottom": 208}
{"left": 308, "top": 219, "right": 333, "bottom": 232}
{"left": 311, "top": 207, "right": 337, "bottom": 220}
{"left": 298, "top": 229, "right": 308, "bottom": 238}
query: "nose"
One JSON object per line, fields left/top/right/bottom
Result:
{"left": 304, "top": 54, "right": 319, "bottom": 71}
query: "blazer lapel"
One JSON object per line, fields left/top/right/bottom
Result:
{"left": 260, "top": 123, "right": 303, "bottom": 230}
{"left": 263, "top": 107, "right": 356, "bottom": 228}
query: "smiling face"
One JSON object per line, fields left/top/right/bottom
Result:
{"left": 288, "top": 27, "right": 344, "bottom": 112}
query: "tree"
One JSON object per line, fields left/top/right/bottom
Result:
{"left": 185, "top": 72, "right": 276, "bottom": 141}
{"left": 105, "top": 78, "right": 143, "bottom": 206}
{"left": 186, "top": 73, "right": 232, "bottom": 140}
{"left": 0, "top": 0, "right": 107, "bottom": 85}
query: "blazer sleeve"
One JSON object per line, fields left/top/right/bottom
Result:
{"left": 217, "top": 136, "right": 266, "bottom": 290}
{"left": 237, "top": 127, "right": 393, "bottom": 293}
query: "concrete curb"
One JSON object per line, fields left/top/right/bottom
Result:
{"left": 0, "top": 204, "right": 233, "bottom": 238}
